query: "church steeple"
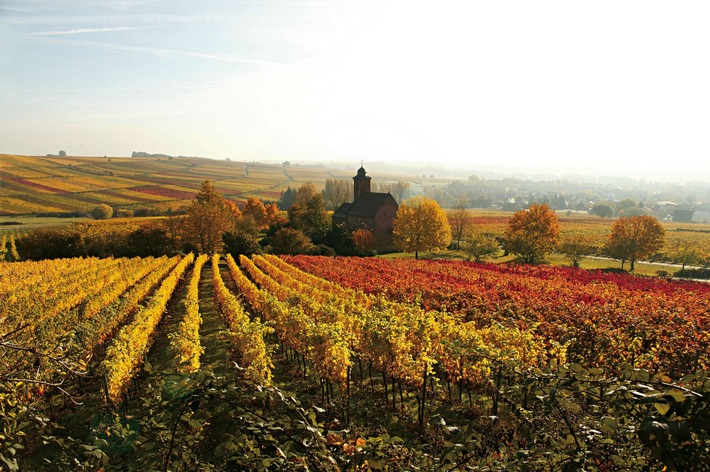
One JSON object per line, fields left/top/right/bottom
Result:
{"left": 353, "top": 164, "right": 372, "bottom": 200}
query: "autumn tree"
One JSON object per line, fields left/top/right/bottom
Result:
{"left": 352, "top": 228, "right": 377, "bottom": 254}
{"left": 269, "top": 227, "right": 315, "bottom": 255}
{"left": 447, "top": 204, "right": 472, "bottom": 250}
{"left": 559, "top": 235, "right": 594, "bottom": 267}
{"left": 670, "top": 238, "right": 702, "bottom": 277}
{"left": 393, "top": 196, "right": 451, "bottom": 259}
{"left": 603, "top": 215, "right": 665, "bottom": 271}
{"left": 461, "top": 232, "right": 499, "bottom": 262}
{"left": 162, "top": 211, "right": 186, "bottom": 250}
{"left": 184, "top": 180, "right": 236, "bottom": 253}
{"left": 265, "top": 202, "right": 285, "bottom": 227}
{"left": 278, "top": 186, "right": 297, "bottom": 210}
{"left": 90, "top": 204, "right": 113, "bottom": 220}
{"left": 504, "top": 203, "right": 560, "bottom": 264}
{"left": 126, "top": 225, "right": 178, "bottom": 257}
{"left": 222, "top": 214, "right": 262, "bottom": 258}
{"left": 242, "top": 197, "right": 269, "bottom": 229}
{"left": 287, "top": 183, "right": 330, "bottom": 242}
{"left": 590, "top": 202, "right": 615, "bottom": 218}
{"left": 226, "top": 200, "right": 242, "bottom": 220}
{"left": 322, "top": 178, "right": 352, "bottom": 210}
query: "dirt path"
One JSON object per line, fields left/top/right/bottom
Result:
{"left": 196, "top": 261, "right": 235, "bottom": 377}
{"left": 109, "top": 260, "right": 239, "bottom": 470}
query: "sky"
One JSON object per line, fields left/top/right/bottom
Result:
{"left": 1, "top": 0, "right": 709, "bottom": 181}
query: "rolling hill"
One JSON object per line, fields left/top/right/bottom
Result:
{"left": 0, "top": 154, "right": 354, "bottom": 216}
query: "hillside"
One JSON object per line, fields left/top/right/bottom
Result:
{"left": 0, "top": 154, "right": 354, "bottom": 216}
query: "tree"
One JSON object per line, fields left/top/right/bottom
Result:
{"left": 226, "top": 200, "right": 243, "bottom": 220}
{"left": 126, "top": 226, "right": 177, "bottom": 257}
{"left": 504, "top": 203, "right": 560, "bottom": 264}
{"left": 265, "top": 202, "right": 285, "bottom": 227}
{"left": 603, "top": 215, "right": 665, "bottom": 271}
{"left": 278, "top": 187, "right": 297, "bottom": 210}
{"left": 324, "top": 223, "right": 356, "bottom": 256}
{"left": 269, "top": 228, "right": 315, "bottom": 255}
{"left": 392, "top": 196, "right": 451, "bottom": 259}
{"left": 559, "top": 235, "right": 594, "bottom": 267}
{"left": 242, "top": 197, "right": 269, "bottom": 229}
{"left": 287, "top": 183, "right": 330, "bottom": 243}
{"left": 670, "top": 239, "right": 701, "bottom": 277}
{"left": 184, "top": 180, "right": 236, "bottom": 254}
{"left": 617, "top": 206, "right": 653, "bottom": 218}
{"left": 590, "top": 202, "right": 615, "bottom": 218}
{"left": 461, "top": 232, "right": 499, "bottom": 262}
{"left": 223, "top": 230, "right": 261, "bottom": 258}
{"left": 352, "top": 228, "right": 377, "bottom": 254}
{"left": 16, "top": 227, "right": 85, "bottom": 260}
{"left": 90, "top": 204, "right": 113, "bottom": 220}
{"left": 447, "top": 204, "right": 472, "bottom": 250}
{"left": 322, "top": 179, "right": 352, "bottom": 210}
{"left": 374, "top": 181, "right": 410, "bottom": 203}
{"left": 162, "top": 212, "right": 186, "bottom": 250}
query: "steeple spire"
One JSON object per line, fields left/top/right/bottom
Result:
{"left": 353, "top": 164, "right": 372, "bottom": 200}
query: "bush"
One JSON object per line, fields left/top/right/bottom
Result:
{"left": 673, "top": 268, "right": 710, "bottom": 279}
{"left": 90, "top": 204, "right": 113, "bottom": 220}
{"left": 223, "top": 231, "right": 262, "bottom": 258}
{"left": 598, "top": 267, "right": 628, "bottom": 274}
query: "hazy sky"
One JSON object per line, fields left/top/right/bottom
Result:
{"left": 1, "top": 1, "right": 709, "bottom": 180}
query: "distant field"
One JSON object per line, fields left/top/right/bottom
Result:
{"left": 0, "top": 215, "right": 92, "bottom": 231}
{"left": 389, "top": 209, "right": 710, "bottom": 272}
{"left": 0, "top": 154, "right": 346, "bottom": 216}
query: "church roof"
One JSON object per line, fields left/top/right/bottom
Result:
{"left": 345, "top": 192, "right": 397, "bottom": 217}
{"left": 333, "top": 202, "right": 353, "bottom": 220}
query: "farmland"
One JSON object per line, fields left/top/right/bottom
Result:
{"left": 0, "top": 154, "right": 356, "bottom": 216}
{"left": 2, "top": 254, "right": 708, "bottom": 470}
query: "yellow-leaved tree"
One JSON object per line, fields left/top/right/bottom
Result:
{"left": 242, "top": 197, "right": 269, "bottom": 229}
{"left": 184, "top": 180, "right": 237, "bottom": 253}
{"left": 504, "top": 203, "right": 560, "bottom": 264}
{"left": 393, "top": 196, "right": 451, "bottom": 259}
{"left": 603, "top": 215, "right": 665, "bottom": 271}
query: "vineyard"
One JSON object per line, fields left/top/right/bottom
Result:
{"left": 1, "top": 255, "right": 708, "bottom": 470}
{"left": 0, "top": 154, "right": 350, "bottom": 216}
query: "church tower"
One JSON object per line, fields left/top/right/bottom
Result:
{"left": 353, "top": 165, "right": 372, "bottom": 201}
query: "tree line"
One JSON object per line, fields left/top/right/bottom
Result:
{"left": 15, "top": 180, "right": 694, "bottom": 277}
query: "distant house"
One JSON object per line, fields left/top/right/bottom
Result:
{"left": 672, "top": 209, "right": 695, "bottom": 223}
{"left": 333, "top": 166, "right": 398, "bottom": 252}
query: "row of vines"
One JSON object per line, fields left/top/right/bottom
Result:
{"left": 2, "top": 253, "right": 709, "bottom": 470}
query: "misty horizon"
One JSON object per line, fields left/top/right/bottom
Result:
{"left": 2, "top": 1, "right": 709, "bottom": 183}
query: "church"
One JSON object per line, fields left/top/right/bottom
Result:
{"left": 332, "top": 166, "right": 399, "bottom": 252}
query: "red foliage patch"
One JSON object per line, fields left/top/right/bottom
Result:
{"left": 5, "top": 176, "right": 70, "bottom": 194}
{"left": 132, "top": 185, "right": 196, "bottom": 200}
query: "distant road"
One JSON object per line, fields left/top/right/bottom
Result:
{"left": 585, "top": 255, "right": 706, "bottom": 272}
